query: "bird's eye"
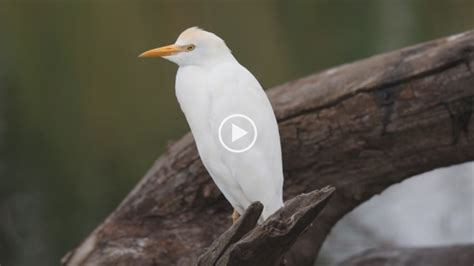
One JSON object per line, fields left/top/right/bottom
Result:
{"left": 186, "top": 44, "right": 195, "bottom": 51}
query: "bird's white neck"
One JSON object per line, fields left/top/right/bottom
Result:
{"left": 196, "top": 52, "right": 237, "bottom": 68}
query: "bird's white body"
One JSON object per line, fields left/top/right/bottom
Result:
{"left": 176, "top": 59, "right": 284, "bottom": 219}
{"left": 143, "top": 27, "right": 284, "bottom": 220}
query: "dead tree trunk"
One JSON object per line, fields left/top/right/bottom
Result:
{"left": 197, "top": 186, "right": 335, "bottom": 266}
{"left": 339, "top": 244, "right": 474, "bottom": 266}
{"left": 62, "top": 30, "right": 474, "bottom": 266}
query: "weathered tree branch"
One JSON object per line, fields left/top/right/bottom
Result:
{"left": 339, "top": 244, "right": 474, "bottom": 266}
{"left": 63, "top": 30, "right": 474, "bottom": 266}
{"left": 197, "top": 186, "right": 335, "bottom": 266}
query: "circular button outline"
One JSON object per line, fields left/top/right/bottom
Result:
{"left": 218, "top": 114, "right": 258, "bottom": 153}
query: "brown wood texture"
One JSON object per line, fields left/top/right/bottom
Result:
{"left": 339, "top": 244, "right": 474, "bottom": 266}
{"left": 63, "top": 30, "right": 474, "bottom": 266}
{"left": 197, "top": 186, "right": 335, "bottom": 266}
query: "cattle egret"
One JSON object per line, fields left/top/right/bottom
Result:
{"left": 139, "top": 27, "right": 284, "bottom": 222}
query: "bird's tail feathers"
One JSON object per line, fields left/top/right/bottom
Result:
{"left": 260, "top": 198, "right": 284, "bottom": 223}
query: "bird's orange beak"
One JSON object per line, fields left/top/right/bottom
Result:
{"left": 138, "top": 44, "right": 183, "bottom": 58}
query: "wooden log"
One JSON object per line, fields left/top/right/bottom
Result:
{"left": 63, "top": 30, "right": 474, "bottom": 266}
{"left": 339, "top": 244, "right": 474, "bottom": 266}
{"left": 197, "top": 186, "right": 334, "bottom": 266}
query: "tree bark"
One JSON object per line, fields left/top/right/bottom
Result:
{"left": 339, "top": 244, "right": 474, "bottom": 266}
{"left": 63, "top": 30, "right": 474, "bottom": 266}
{"left": 197, "top": 186, "right": 334, "bottom": 266}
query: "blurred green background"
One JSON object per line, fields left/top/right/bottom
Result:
{"left": 0, "top": 1, "right": 472, "bottom": 265}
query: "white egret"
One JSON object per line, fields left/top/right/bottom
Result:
{"left": 139, "top": 27, "right": 284, "bottom": 222}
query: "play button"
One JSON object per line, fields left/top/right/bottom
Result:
{"left": 231, "top": 124, "right": 248, "bottom": 142}
{"left": 218, "top": 114, "right": 257, "bottom": 153}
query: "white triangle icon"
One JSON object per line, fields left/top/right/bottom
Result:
{"left": 231, "top": 124, "right": 248, "bottom": 142}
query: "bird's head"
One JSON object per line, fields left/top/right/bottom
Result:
{"left": 139, "top": 27, "right": 232, "bottom": 67}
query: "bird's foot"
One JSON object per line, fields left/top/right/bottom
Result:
{"left": 232, "top": 209, "right": 240, "bottom": 224}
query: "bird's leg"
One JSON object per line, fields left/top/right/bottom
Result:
{"left": 232, "top": 209, "right": 240, "bottom": 224}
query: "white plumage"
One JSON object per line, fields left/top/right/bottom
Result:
{"left": 140, "top": 27, "right": 284, "bottom": 221}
